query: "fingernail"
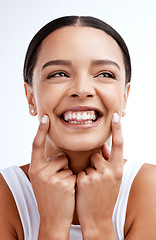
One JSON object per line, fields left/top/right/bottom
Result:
{"left": 113, "top": 113, "right": 119, "bottom": 123}
{"left": 41, "top": 115, "right": 48, "bottom": 124}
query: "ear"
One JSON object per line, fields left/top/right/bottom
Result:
{"left": 24, "top": 83, "right": 37, "bottom": 116}
{"left": 122, "top": 82, "right": 131, "bottom": 116}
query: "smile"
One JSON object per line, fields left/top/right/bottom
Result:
{"left": 58, "top": 106, "right": 103, "bottom": 129}
{"left": 63, "top": 110, "right": 97, "bottom": 124}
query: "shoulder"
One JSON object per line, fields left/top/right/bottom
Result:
{"left": 125, "top": 163, "right": 156, "bottom": 239}
{"left": 0, "top": 171, "right": 24, "bottom": 239}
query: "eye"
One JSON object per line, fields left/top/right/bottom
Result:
{"left": 95, "top": 71, "right": 116, "bottom": 79}
{"left": 47, "top": 71, "right": 69, "bottom": 79}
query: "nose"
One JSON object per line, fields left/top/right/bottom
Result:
{"left": 66, "top": 75, "right": 96, "bottom": 99}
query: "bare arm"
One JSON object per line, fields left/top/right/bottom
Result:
{"left": 0, "top": 174, "right": 24, "bottom": 240}
{"left": 124, "top": 163, "right": 156, "bottom": 239}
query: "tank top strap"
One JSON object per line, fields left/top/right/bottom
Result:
{"left": 0, "top": 166, "right": 40, "bottom": 240}
{"left": 112, "top": 160, "right": 145, "bottom": 240}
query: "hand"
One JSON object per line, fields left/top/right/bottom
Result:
{"left": 29, "top": 115, "right": 76, "bottom": 239}
{"left": 76, "top": 113, "right": 123, "bottom": 239}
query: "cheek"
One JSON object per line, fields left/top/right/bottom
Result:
{"left": 34, "top": 85, "right": 64, "bottom": 119}
{"left": 98, "top": 84, "right": 124, "bottom": 114}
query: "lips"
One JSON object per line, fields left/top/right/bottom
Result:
{"left": 58, "top": 106, "right": 103, "bottom": 126}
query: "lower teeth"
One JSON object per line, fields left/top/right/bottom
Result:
{"left": 68, "top": 120, "right": 93, "bottom": 124}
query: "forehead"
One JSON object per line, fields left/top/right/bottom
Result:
{"left": 37, "top": 26, "right": 124, "bottom": 68}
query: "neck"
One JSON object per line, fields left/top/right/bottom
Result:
{"left": 45, "top": 139, "right": 101, "bottom": 174}
{"left": 64, "top": 148, "right": 101, "bottom": 175}
{"left": 45, "top": 137, "right": 111, "bottom": 175}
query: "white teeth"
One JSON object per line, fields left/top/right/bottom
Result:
{"left": 63, "top": 110, "right": 97, "bottom": 122}
{"left": 69, "top": 112, "right": 72, "bottom": 119}
{"left": 77, "top": 112, "right": 81, "bottom": 120}
{"left": 64, "top": 114, "right": 69, "bottom": 121}
{"left": 82, "top": 112, "right": 88, "bottom": 120}
{"left": 73, "top": 113, "right": 76, "bottom": 119}
{"left": 68, "top": 120, "right": 93, "bottom": 124}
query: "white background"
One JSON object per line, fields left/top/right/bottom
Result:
{"left": 0, "top": 0, "right": 156, "bottom": 169}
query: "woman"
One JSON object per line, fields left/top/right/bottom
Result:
{"left": 0, "top": 16, "right": 156, "bottom": 240}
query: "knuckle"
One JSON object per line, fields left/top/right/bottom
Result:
{"left": 77, "top": 175, "right": 87, "bottom": 187}
{"left": 66, "top": 169, "right": 73, "bottom": 175}
{"left": 61, "top": 156, "right": 68, "bottom": 165}
{"left": 99, "top": 166, "right": 105, "bottom": 174}
{"left": 90, "top": 153, "right": 101, "bottom": 165}
{"left": 103, "top": 168, "right": 112, "bottom": 179}
{"left": 28, "top": 164, "right": 38, "bottom": 179}
{"left": 38, "top": 169, "right": 47, "bottom": 180}
{"left": 91, "top": 153, "right": 99, "bottom": 161}
{"left": 91, "top": 173, "right": 101, "bottom": 182}
{"left": 93, "top": 153, "right": 99, "bottom": 158}
{"left": 59, "top": 179, "right": 73, "bottom": 193}
{"left": 113, "top": 122, "right": 121, "bottom": 129}
{"left": 50, "top": 175, "right": 60, "bottom": 185}
{"left": 32, "top": 137, "right": 42, "bottom": 150}
{"left": 113, "top": 138, "right": 124, "bottom": 149}
{"left": 61, "top": 179, "right": 69, "bottom": 188}
{"left": 29, "top": 167, "right": 43, "bottom": 181}
{"left": 115, "top": 168, "right": 123, "bottom": 180}
{"left": 31, "top": 169, "right": 48, "bottom": 183}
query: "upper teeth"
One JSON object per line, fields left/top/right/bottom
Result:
{"left": 63, "top": 110, "right": 97, "bottom": 121}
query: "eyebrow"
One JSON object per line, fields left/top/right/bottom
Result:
{"left": 91, "top": 59, "right": 120, "bottom": 70}
{"left": 42, "top": 59, "right": 120, "bottom": 71}
{"left": 42, "top": 60, "right": 71, "bottom": 70}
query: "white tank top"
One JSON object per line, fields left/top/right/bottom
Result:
{"left": 0, "top": 160, "right": 144, "bottom": 240}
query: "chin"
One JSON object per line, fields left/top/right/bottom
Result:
{"left": 62, "top": 144, "right": 100, "bottom": 152}
{"left": 47, "top": 124, "right": 111, "bottom": 153}
{"left": 56, "top": 135, "right": 108, "bottom": 152}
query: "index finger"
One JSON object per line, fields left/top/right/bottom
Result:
{"left": 109, "top": 113, "right": 123, "bottom": 167}
{"left": 31, "top": 115, "right": 50, "bottom": 169}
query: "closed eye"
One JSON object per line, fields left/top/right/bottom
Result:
{"left": 47, "top": 71, "right": 70, "bottom": 79}
{"left": 94, "top": 71, "right": 116, "bottom": 79}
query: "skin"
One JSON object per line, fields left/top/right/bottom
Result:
{"left": 1, "top": 26, "right": 156, "bottom": 240}
{"left": 26, "top": 26, "right": 129, "bottom": 173}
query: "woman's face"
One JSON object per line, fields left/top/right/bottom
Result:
{"left": 25, "top": 26, "right": 130, "bottom": 152}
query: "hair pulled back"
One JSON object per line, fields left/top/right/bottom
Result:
{"left": 24, "top": 16, "right": 131, "bottom": 85}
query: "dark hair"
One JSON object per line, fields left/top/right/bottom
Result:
{"left": 24, "top": 16, "right": 131, "bottom": 85}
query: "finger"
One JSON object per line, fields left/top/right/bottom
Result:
{"left": 47, "top": 152, "right": 66, "bottom": 162}
{"left": 90, "top": 153, "right": 107, "bottom": 173}
{"left": 67, "top": 175, "right": 77, "bottom": 190}
{"left": 101, "top": 144, "right": 111, "bottom": 160}
{"left": 47, "top": 155, "right": 69, "bottom": 173}
{"left": 110, "top": 113, "right": 123, "bottom": 167}
{"left": 77, "top": 171, "right": 86, "bottom": 178}
{"left": 54, "top": 174, "right": 76, "bottom": 194}
{"left": 55, "top": 169, "right": 73, "bottom": 179}
{"left": 31, "top": 115, "right": 50, "bottom": 169}
{"left": 77, "top": 171, "right": 86, "bottom": 183}
{"left": 85, "top": 167, "right": 96, "bottom": 175}
{"left": 76, "top": 171, "right": 87, "bottom": 188}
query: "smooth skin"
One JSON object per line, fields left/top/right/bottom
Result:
{"left": 1, "top": 115, "right": 156, "bottom": 240}
{"left": 0, "top": 26, "right": 156, "bottom": 239}
{"left": 30, "top": 113, "right": 123, "bottom": 240}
